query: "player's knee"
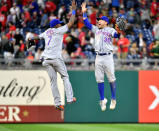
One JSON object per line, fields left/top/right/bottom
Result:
{"left": 108, "top": 77, "right": 116, "bottom": 83}
{"left": 95, "top": 75, "right": 104, "bottom": 83}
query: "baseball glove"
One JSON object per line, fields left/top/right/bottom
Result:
{"left": 116, "top": 17, "right": 127, "bottom": 31}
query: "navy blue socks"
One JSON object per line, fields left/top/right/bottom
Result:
{"left": 110, "top": 81, "right": 116, "bottom": 100}
{"left": 98, "top": 82, "right": 105, "bottom": 100}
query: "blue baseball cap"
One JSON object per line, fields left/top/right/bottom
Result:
{"left": 50, "top": 19, "right": 64, "bottom": 28}
{"left": 97, "top": 16, "right": 109, "bottom": 24}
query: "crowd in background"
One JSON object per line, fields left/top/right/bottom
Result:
{"left": 0, "top": 0, "right": 159, "bottom": 64}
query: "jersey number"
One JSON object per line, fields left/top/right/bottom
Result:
{"left": 48, "top": 36, "right": 52, "bottom": 45}
{"left": 104, "top": 37, "right": 111, "bottom": 43}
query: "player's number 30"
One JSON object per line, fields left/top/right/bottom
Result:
{"left": 104, "top": 37, "right": 111, "bottom": 43}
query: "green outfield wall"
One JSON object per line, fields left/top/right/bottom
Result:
{"left": 64, "top": 71, "right": 138, "bottom": 122}
{"left": 1, "top": 70, "right": 158, "bottom": 123}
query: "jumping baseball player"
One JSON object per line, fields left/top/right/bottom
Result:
{"left": 81, "top": 2, "right": 125, "bottom": 111}
{"left": 28, "top": 0, "right": 77, "bottom": 111}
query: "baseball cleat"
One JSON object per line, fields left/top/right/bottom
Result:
{"left": 67, "top": 97, "right": 76, "bottom": 104}
{"left": 99, "top": 98, "right": 107, "bottom": 111}
{"left": 56, "top": 105, "right": 64, "bottom": 111}
{"left": 110, "top": 99, "right": 116, "bottom": 110}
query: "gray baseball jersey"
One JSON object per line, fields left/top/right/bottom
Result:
{"left": 39, "top": 25, "right": 68, "bottom": 59}
{"left": 92, "top": 25, "right": 117, "bottom": 53}
{"left": 91, "top": 25, "right": 117, "bottom": 83}
{"left": 39, "top": 25, "right": 74, "bottom": 106}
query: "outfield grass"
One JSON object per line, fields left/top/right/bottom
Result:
{"left": 0, "top": 124, "right": 159, "bottom": 131}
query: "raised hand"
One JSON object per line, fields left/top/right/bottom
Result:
{"left": 81, "top": 2, "right": 87, "bottom": 13}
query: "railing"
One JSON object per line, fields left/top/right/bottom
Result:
{"left": 0, "top": 58, "right": 158, "bottom": 70}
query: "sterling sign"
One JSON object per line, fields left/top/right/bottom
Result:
{"left": 0, "top": 70, "right": 64, "bottom": 123}
{"left": 0, "top": 70, "right": 65, "bottom": 105}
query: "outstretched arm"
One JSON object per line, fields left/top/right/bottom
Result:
{"left": 81, "top": 2, "right": 92, "bottom": 30}
{"left": 67, "top": 0, "right": 76, "bottom": 29}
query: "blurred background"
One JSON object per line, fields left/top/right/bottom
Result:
{"left": 0, "top": 0, "right": 159, "bottom": 70}
{"left": 0, "top": 0, "right": 159, "bottom": 127}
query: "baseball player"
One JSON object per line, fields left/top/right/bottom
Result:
{"left": 28, "top": 0, "right": 77, "bottom": 111}
{"left": 81, "top": 2, "right": 124, "bottom": 111}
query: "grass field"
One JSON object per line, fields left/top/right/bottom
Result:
{"left": 0, "top": 124, "right": 159, "bottom": 131}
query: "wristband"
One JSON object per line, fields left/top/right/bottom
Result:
{"left": 72, "top": 10, "right": 76, "bottom": 15}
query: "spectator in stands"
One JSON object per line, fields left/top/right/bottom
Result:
{"left": 8, "top": 22, "right": 16, "bottom": 32}
{"left": 23, "top": 8, "right": 31, "bottom": 25}
{"left": 3, "top": 38, "right": 15, "bottom": 65}
{"left": 126, "top": 0, "right": 135, "bottom": 9}
{"left": 14, "top": 39, "right": 26, "bottom": 59}
{"left": 89, "top": 6, "right": 97, "bottom": 25}
{"left": 40, "top": 10, "right": 48, "bottom": 30}
{"left": 0, "top": 11, "right": 7, "bottom": 31}
{"left": 117, "top": 34, "right": 130, "bottom": 59}
{"left": 37, "top": 0, "right": 45, "bottom": 9}
{"left": 136, "top": 33, "right": 146, "bottom": 49}
{"left": 150, "top": 0, "right": 158, "bottom": 17}
{"left": 140, "top": 42, "right": 149, "bottom": 59}
{"left": 10, "top": 3, "right": 20, "bottom": 24}
{"left": 58, "top": 5, "right": 68, "bottom": 23}
{"left": 29, "top": 11, "right": 40, "bottom": 33}
{"left": 112, "top": 0, "right": 120, "bottom": 11}
{"left": 153, "top": 19, "right": 159, "bottom": 40}
{"left": 143, "top": 20, "right": 154, "bottom": 47}
{"left": 0, "top": 2, "right": 8, "bottom": 13}
{"left": 78, "top": 28, "right": 86, "bottom": 46}
{"left": 65, "top": 35, "right": 78, "bottom": 55}
{"left": 58, "top": 4, "right": 65, "bottom": 19}
{"left": 127, "top": 42, "right": 140, "bottom": 59}
{"left": 45, "top": 0, "right": 56, "bottom": 13}
{"left": 140, "top": 7, "right": 150, "bottom": 21}
{"left": 14, "top": 29, "right": 24, "bottom": 46}
{"left": 0, "top": 0, "right": 158, "bottom": 62}
{"left": 127, "top": 7, "right": 136, "bottom": 24}
{"left": 22, "top": 0, "right": 32, "bottom": 6}
{"left": 82, "top": 40, "right": 95, "bottom": 59}
{"left": 6, "top": 22, "right": 16, "bottom": 40}
{"left": 150, "top": 40, "right": 159, "bottom": 68}
{"left": 118, "top": 8, "right": 127, "bottom": 19}
{"left": 0, "top": 35, "right": 9, "bottom": 56}
{"left": 151, "top": 40, "right": 159, "bottom": 58}
{"left": 29, "top": 0, "right": 39, "bottom": 14}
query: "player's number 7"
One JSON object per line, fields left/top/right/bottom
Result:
{"left": 48, "top": 36, "right": 52, "bottom": 45}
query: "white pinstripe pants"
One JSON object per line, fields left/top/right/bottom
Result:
{"left": 42, "top": 58, "right": 74, "bottom": 106}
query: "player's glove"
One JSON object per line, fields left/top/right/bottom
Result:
{"left": 116, "top": 17, "right": 127, "bottom": 31}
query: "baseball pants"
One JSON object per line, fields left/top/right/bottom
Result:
{"left": 42, "top": 58, "right": 74, "bottom": 106}
{"left": 95, "top": 53, "right": 116, "bottom": 83}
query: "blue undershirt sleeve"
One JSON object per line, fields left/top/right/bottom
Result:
{"left": 114, "top": 32, "right": 120, "bottom": 38}
{"left": 83, "top": 18, "right": 92, "bottom": 30}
